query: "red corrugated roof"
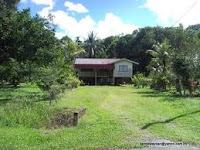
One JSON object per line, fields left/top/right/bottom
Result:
{"left": 75, "top": 58, "right": 121, "bottom": 65}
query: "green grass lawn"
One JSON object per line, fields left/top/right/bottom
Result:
{"left": 0, "top": 85, "right": 200, "bottom": 150}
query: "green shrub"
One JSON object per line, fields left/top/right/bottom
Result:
{"left": 0, "top": 101, "right": 53, "bottom": 128}
{"left": 132, "top": 73, "right": 152, "bottom": 88}
{"left": 148, "top": 73, "right": 175, "bottom": 91}
{"left": 36, "top": 66, "right": 80, "bottom": 104}
{"left": 150, "top": 76, "right": 169, "bottom": 90}
{"left": 66, "top": 75, "right": 81, "bottom": 89}
{"left": 80, "top": 80, "right": 85, "bottom": 86}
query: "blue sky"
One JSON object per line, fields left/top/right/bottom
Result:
{"left": 18, "top": 0, "right": 200, "bottom": 39}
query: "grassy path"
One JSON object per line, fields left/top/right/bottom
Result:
{"left": 0, "top": 85, "right": 200, "bottom": 149}
{"left": 58, "top": 86, "right": 200, "bottom": 149}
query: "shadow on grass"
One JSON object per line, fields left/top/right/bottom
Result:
{"left": 135, "top": 90, "right": 200, "bottom": 102}
{"left": 0, "top": 92, "right": 49, "bottom": 105}
{"left": 135, "top": 90, "right": 170, "bottom": 98}
{"left": 0, "top": 84, "right": 49, "bottom": 105}
{"left": 141, "top": 110, "right": 200, "bottom": 130}
{"left": 0, "top": 98, "right": 13, "bottom": 105}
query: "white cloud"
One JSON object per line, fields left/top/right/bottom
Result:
{"left": 51, "top": 10, "right": 95, "bottom": 38}
{"left": 64, "top": 1, "right": 88, "bottom": 13}
{"left": 143, "top": 0, "right": 200, "bottom": 27}
{"left": 32, "top": 0, "right": 54, "bottom": 17}
{"left": 36, "top": 1, "right": 137, "bottom": 39}
{"left": 31, "top": 0, "right": 54, "bottom": 7}
{"left": 39, "top": 6, "right": 53, "bottom": 17}
{"left": 55, "top": 32, "right": 68, "bottom": 39}
{"left": 48, "top": 10, "right": 138, "bottom": 39}
{"left": 95, "top": 13, "right": 138, "bottom": 38}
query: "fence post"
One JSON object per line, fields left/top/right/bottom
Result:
{"left": 73, "top": 112, "right": 79, "bottom": 126}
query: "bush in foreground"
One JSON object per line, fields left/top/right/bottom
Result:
{"left": 0, "top": 100, "right": 78, "bottom": 129}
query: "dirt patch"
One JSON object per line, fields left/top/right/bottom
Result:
{"left": 51, "top": 108, "right": 75, "bottom": 128}
{"left": 48, "top": 107, "right": 86, "bottom": 128}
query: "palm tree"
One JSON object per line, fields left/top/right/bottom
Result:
{"left": 147, "top": 39, "right": 171, "bottom": 76}
{"left": 61, "top": 36, "right": 85, "bottom": 63}
{"left": 84, "top": 31, "right": 104, "bottom": 58}
{"left": 146, "top": 39, "right": 171, "bottom": 90}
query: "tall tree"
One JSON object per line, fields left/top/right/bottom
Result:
{"left": 147, "top": 39, "right": 171, "bottom": 90}
{"left": 0, "top": 8, "right": 57, "bottom": 86}
{"left": 0, "top": 0, "right": 20, "bottom": 10}
{"left": 84, "top": 31, "right": 104, "bottom": 58}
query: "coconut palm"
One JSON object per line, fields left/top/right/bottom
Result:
{"left": 146, "top": 39, "right": 172, "bottom": 90}
{"left": 60, "top": 36, "right": 85, "bottom": 63}
{"left": 84, "top": 31, "right": 104, "bottom": 58}
{"left": 147, "top": 39, "right": 171, "bottom": 76}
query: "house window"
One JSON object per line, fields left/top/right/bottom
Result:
{"left": 119, "top": 65, "right": 128, "bottom": 72}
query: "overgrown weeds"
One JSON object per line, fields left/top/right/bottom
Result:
{"left": 0, "top": 100, "right": 53, "bottom": 128}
